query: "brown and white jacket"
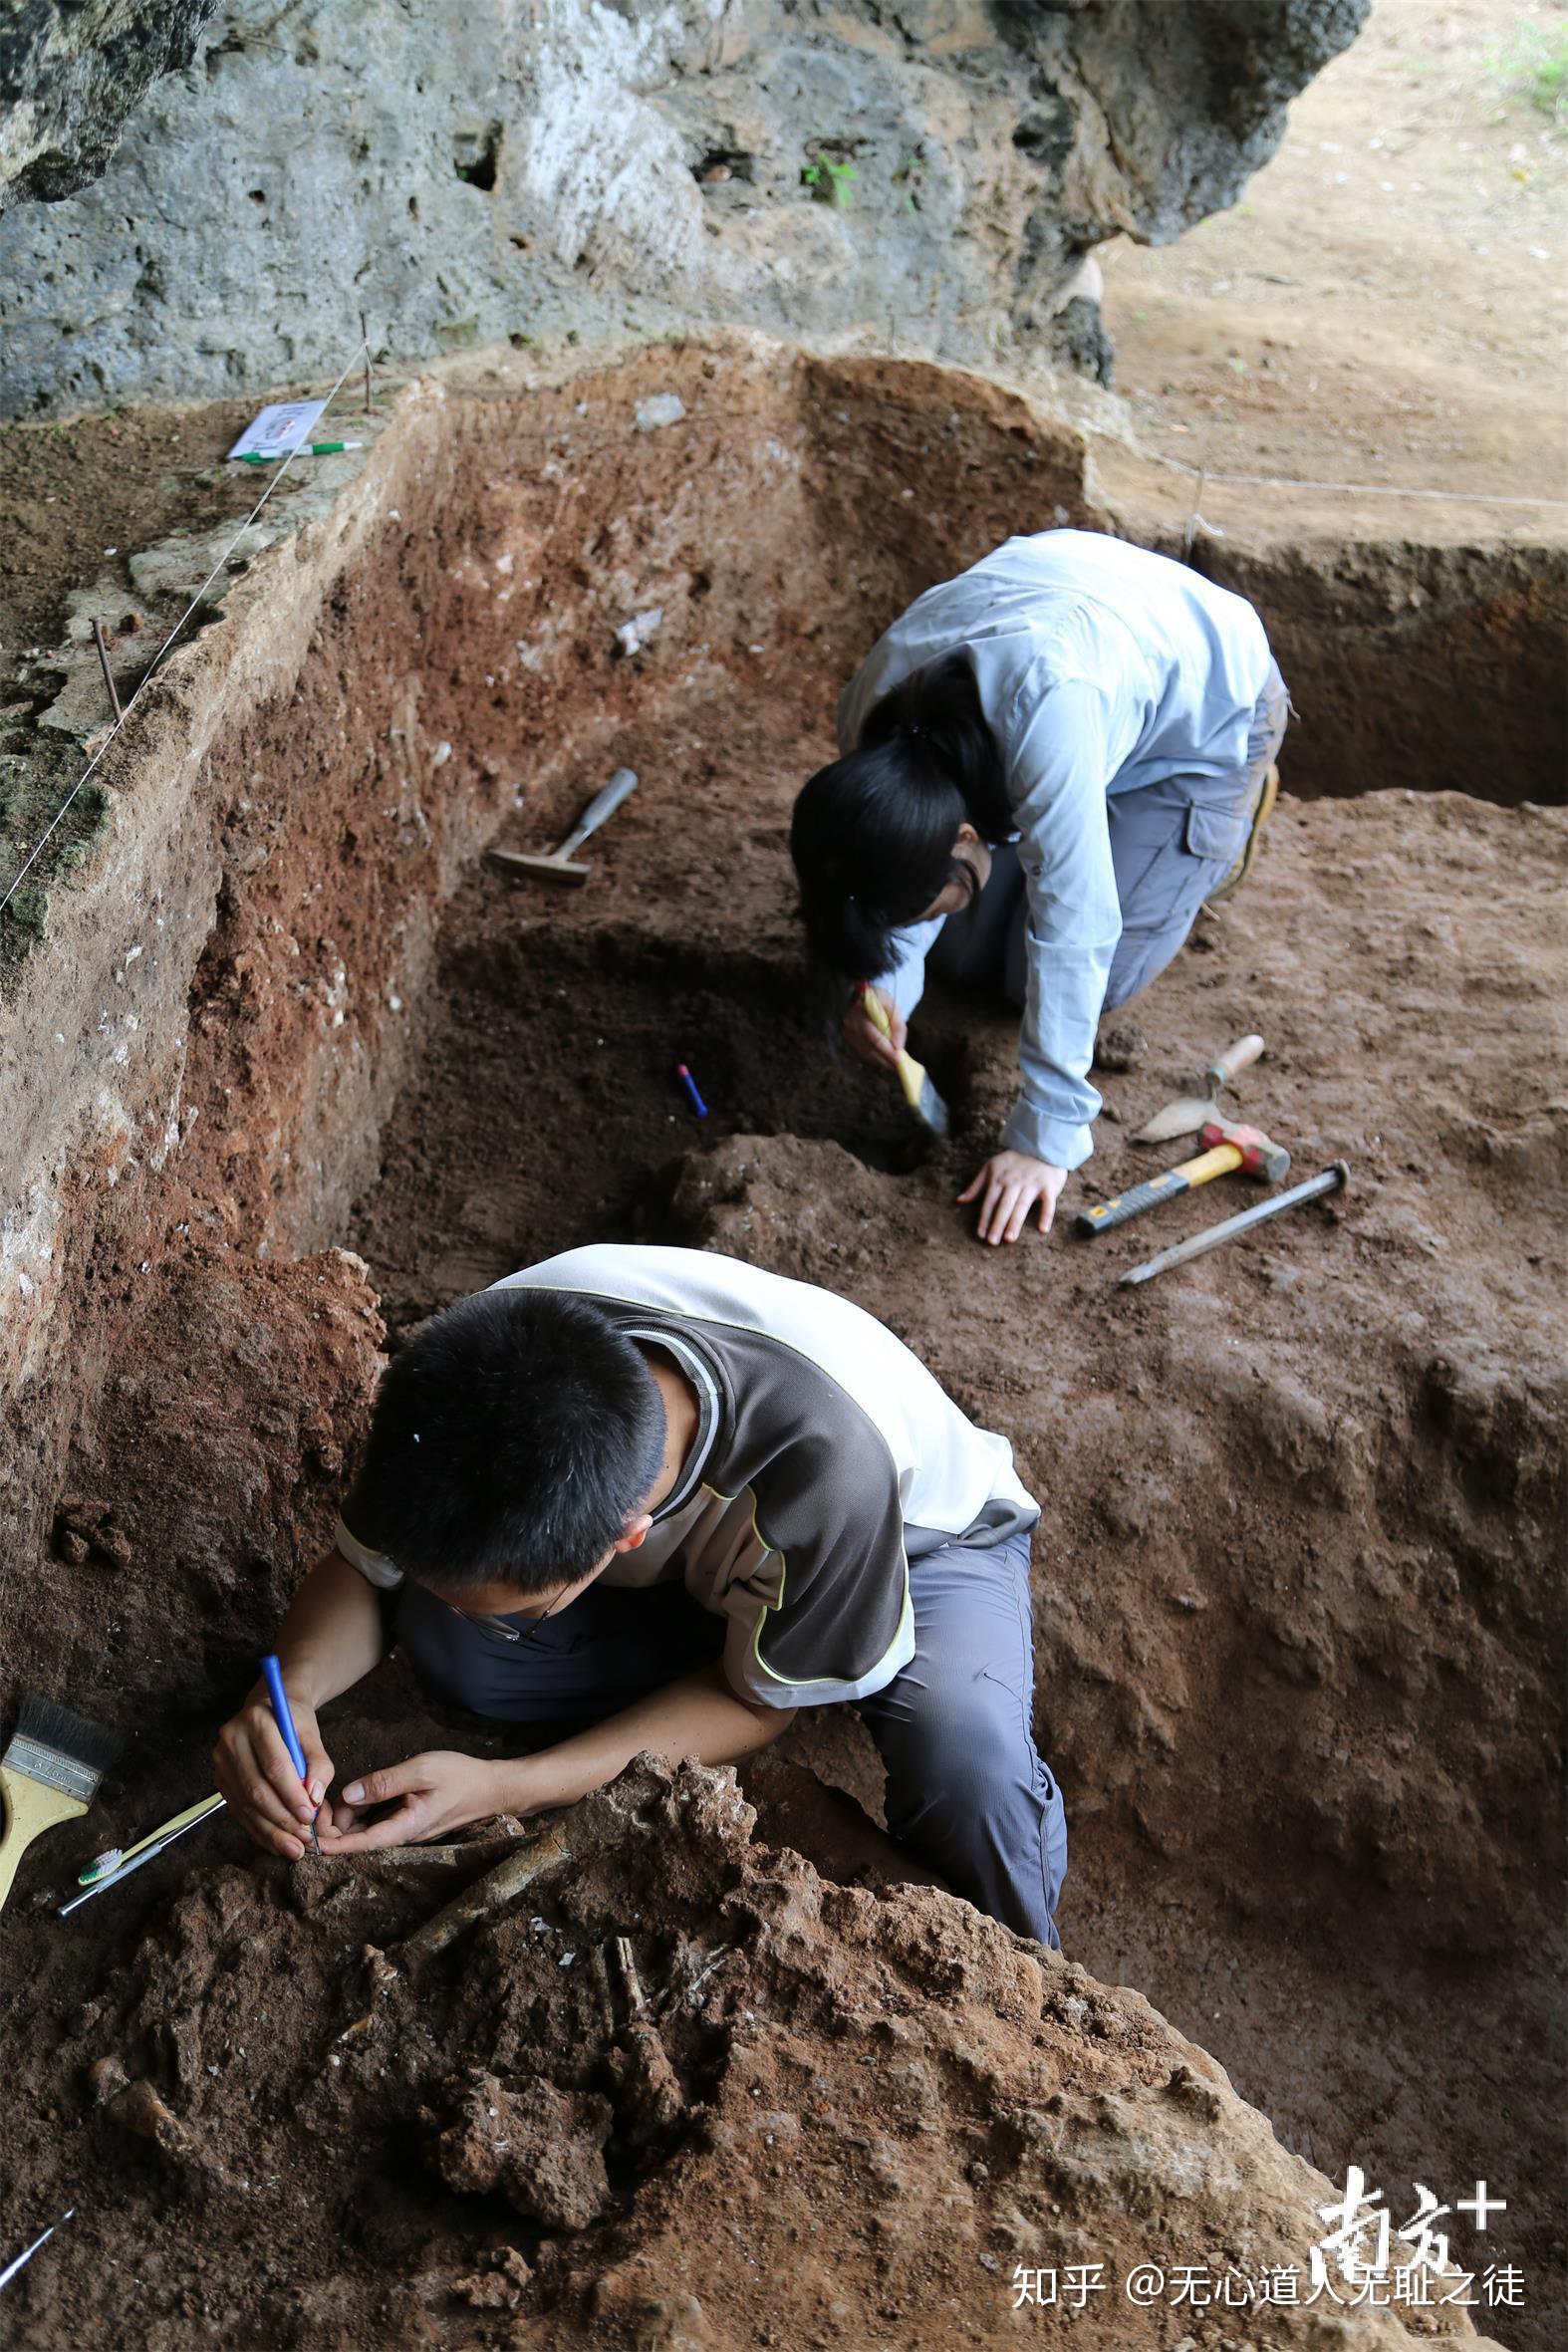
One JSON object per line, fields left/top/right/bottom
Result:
{"left": 337, "top": 1244, "right": 1039, "bottom": 1710}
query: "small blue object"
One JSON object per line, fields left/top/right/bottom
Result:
{"left": 261, "top": 1655, "right": 310, "bottom": 1782}
{"left": 675, "top": 1063, "right": 708, "bottom": 1118}
{"left": 261, "top": 1653, "right": 320, "bottom": 1850}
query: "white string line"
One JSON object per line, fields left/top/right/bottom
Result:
{"left": 1127, "top": 447, "right": 1568, "bottom": 512}
{"left": 0, "top": 341, "right": 371, "bottom": 919}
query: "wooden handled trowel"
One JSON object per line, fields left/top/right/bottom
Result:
{"left": 1133, "top": 1033, "right": 1264, "bottom": 1145}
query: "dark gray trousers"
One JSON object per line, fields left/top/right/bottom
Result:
{"left": 930, "top": 659, "right": 1289, "bottom": 1011}
{"left": 393, "top": 1524, "right": 1067, "bottom": 1951}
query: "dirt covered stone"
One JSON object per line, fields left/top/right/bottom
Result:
{"left": 433, "top": 2075, "right": 614, "bottom": 2230}
{"left": 3, "top": 1759, "right": 1503, "bottom": 2347}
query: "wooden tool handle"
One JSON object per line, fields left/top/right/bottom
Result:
{"left": 0, "top": 1764, "right": 88, "bottom": 1916}
{"left": 860, "top": 983, "right": 915, "bottom": 1078}
{"left": 1076, "top": 1144, "right": 1239, "bottom": 1235}
{"left": 1205, "top": 1033, "right": 1264, "bottom": 1089}
{"left": 860, "top": 985, "right": 946, "bottom": 1133}
{"left": 859, "top": 982, "right": 896, "bottom": 1041}
{"left": 558, "top": 766, "right": 638, "bottom": 859}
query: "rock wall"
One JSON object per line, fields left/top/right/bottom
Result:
{"left": 0, "top": 0, "right": 1368, "bottom": 418}
{"left": 0, "top": 1, "right": 217, "bottom": 206}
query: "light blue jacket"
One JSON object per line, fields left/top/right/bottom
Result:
{"left": 838, "top": 531, "right": 1273, "bottom": 1171}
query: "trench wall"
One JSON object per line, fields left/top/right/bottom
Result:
{"left": 0, "top": 340, "right": 1562, "bottom": 1933}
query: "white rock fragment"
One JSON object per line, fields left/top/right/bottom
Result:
{"left": 614, "top": 608, "right": 662, "bottom": 658}
{"left": 635, "top": 392, "right": 685, "bottom": 431}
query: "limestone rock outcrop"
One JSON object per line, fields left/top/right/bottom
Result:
{"left": 0, "top": 0, "right": 217, "bottom": 207}
{"left": 0, "top": 0, "right": 1368, "bottom": 415}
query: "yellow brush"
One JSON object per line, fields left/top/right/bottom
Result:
{"left": 859, "top": 983, "right": 950, "bottom": 1138}
{"left": 0, "top": 1695, "right": 122, "bottom": 1916}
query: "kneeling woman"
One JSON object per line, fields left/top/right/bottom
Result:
{"left": 791, "top": 530, "right": 1289, "bottom": 1243}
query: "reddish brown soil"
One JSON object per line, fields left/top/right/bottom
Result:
{"left": 0, "top": 396, "right": 377, "bottom": 662}
{"left": 349, "top": 741, "right": 1568, "bottom": 2350}
{"left": 13, "top": 1757, "right": 1480, "bottom": 2352}
{"left": 0, "top": 346, "right": 1560, "bottom": 2349}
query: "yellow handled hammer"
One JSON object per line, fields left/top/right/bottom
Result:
{"left": 1076, "top": 1121, "right": 1290, "bottom": 1236}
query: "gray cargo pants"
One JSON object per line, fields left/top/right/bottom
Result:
{"left": 392, "top": 1522, "right": 1067, "bottom": 1952}
{"left": 930, "top": 659, "right": 1289, "bottom": 1011}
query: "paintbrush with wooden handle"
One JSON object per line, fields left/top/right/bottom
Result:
{"left": 0, "top": 1695, "right": 122, "bottom": 1916}
{"left": 859, "top": 983, "right": 950, "bottom": 1139}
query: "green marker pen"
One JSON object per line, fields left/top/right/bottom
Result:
{"left": 236, "top": 440, "right": 364, "bottom": 465}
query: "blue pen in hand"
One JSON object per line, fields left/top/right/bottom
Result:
{"left": 261, "top": 1654, "right": 320, "bottom": 1853}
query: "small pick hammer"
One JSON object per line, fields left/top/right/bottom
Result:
{"left": 1076, "top": 1121, "right": 1291, "bottom": 1236}
{"left": 487, "top": 767, "right": 638, "bottom": 886}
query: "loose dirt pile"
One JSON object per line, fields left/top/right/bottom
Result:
{"left": 0, "top": 1758, "right": 1508, "bottom": 2349}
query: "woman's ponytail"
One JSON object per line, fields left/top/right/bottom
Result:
{"left": 789, "top": 652, "right": 1007, "bottom": 987}
{"left": 863, "top": 653, "right": 1010, "bottom": 841}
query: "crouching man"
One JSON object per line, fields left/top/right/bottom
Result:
{"left": 214, "top": 1244, "right": 1068, "bottom": 1948}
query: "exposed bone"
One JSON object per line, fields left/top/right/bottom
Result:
{"left": 657, "top": 1943, "right": 738, "bottom": 2017}
{"left": 401, "top": 1820, "right": 572, "bottom": 1975}
{"left": 359, "top": 1834, "right": 522, "bottom": 1869}
{"left": 614, "top": 1935, "right": 647, "bottom": 2017}
{"left": 590, "top": 1943, "right": 618, "bottom": 2034}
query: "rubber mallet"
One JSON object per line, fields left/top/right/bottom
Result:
{"left": 1076, "top": 1120, "right": 1290, "bottom": 1236}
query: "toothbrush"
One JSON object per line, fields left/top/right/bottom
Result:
{"left": 61, "top": 1795, "right": 225, "bottom": 1915}
{"left": 78, "top": 1790, "right": 226, "bottom": 1886}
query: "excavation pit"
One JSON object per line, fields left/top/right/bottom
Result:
{"left": 1, "top": 344, "right": 1563, "bottom": 2349}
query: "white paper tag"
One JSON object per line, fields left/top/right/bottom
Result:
{"left": 226, "top": 398, "right": 329, "bottom": 460}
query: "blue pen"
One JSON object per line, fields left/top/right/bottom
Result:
{"left": 261, "top": 1654, "right": 320, "bottom": 1852}
{"left": 675, "top": 1062, "right": 708, "bottom": 1118}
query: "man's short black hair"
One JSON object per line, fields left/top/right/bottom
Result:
{"left": 342, "top": 1289, "right": 666, "bottom": 1595}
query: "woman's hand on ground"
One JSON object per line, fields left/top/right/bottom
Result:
{"left": 213, "top": 1682, "right": 334, "bottom": 1859}
{"left": 316, "top": 1750, "right": 503, "bottom": 1852}
{"left": 841, "top": 986, "right": 906, "bottom": 1073}
{"left": 958, "top": 1153, "right": 1068, "bottom": 1245}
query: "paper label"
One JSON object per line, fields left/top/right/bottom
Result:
{"left": 226, "top": 398, "right": 329, "bottom": 460}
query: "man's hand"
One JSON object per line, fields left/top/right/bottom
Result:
{"left": 319, "top": 1750, "right": 504, "bottom": 1853}
{"left": 214, "top": 1681, "right": 334, "bottom": 1859}
{"left": 842, "top": 985, "right": 906, "bottom": 1073}
{"left": 958, "top": 1152, "right": 1068, "bottom": 1245}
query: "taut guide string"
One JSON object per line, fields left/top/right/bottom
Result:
{"left": 2, "top": 356, "right": 1561, "bottom": 924}
{"left": 0, "top": 337, "right": 374, "bottom": 921}
{"left": 1135, "top": 445, "right": 1567, "bottom": 513}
